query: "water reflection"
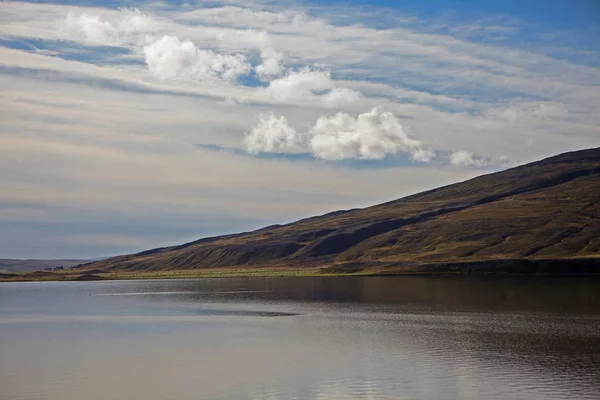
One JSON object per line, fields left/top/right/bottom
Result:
{"left": 0, "top": 277, "right": 599, "bottom": 400}
{"left": 104, "top": 276, "right": 600, "bottom": 313}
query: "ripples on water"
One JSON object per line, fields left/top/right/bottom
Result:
{"left": 0, "top": 277, "right": 599, "bottom": 400}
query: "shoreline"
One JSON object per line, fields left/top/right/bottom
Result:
{"left": 1, "top": 258, "right": 599, "bottom": 282}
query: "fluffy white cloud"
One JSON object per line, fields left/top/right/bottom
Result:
{"left": 64, "top": 9, "right": 361, "bottom": 102}
{"left": 265, "top": 68, "right": 361, "bottom": 106}
{"left": 322, "top": 88, "right": 363, "bottom": 108}
{"left": 242, "top": 108, "right": 505, "bottom": 164}
{"left": 120, "top": 9, "right": 158, "bottom": 35}
{"left": 65, "top": 9, "right": 158, "bottom": 45}
{"left": 449, "top": 151, "right": 493, "bottom": 167}
{"left": 309, "top": 107, "right": 434, "bottom": 161}
{"left": 266, "top": 68, "right": 334, "bottom": 99}
{"left": 143, "top": 36, "right": 251, "bottom": 82}
{"left": 61, "top": 9, "right": 368, "bottom": 107}
{"left": 412, "top": 148, "right": 437, "bottom": 163}
{"left": 255, "top": 48, "right": 284, "bottom": 80}
{"left": 242, "top": 107, "right": 509, "bottom": 167}
{"left": 244, "top": 112, "right": 303, "bottom": 153}
{"left": 66, "top": 12, "right": 117, "bottom": 43}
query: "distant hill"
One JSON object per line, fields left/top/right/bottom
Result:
{"left": 89, "top": 147, "right": 600, "bottom": 274}
{"left": 0, "top": 259, "right": 90, "bottom": 273}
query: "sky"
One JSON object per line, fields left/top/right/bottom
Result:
{"left": 1, "top": 0, "right": 599, "bottom": 259}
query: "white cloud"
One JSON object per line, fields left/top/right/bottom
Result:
{"left": 143, "top": 35, "right": 251, "bottom": 82}
{"left": 266, "top": 68, "right": 334, "bottom": 99}
{"left": 255, "top": 47, "right": 284, "bottom": 80}
{"left": 242, "top": 107, "right": 510, "bottom": 167}
{"left": 62, "top": 9, "right": 362, "bottom": 103}
{"left": 241, "top": 108, "right": 506, "bottom": 168}
{"left": 309, "top": 107, "right": 434, "bottom": 161}
{"left": 244, "top": 112, "right": 303, "bottom": 153}
{"left": 412, "top": 148, "right": 437, "bottom": 163}
{"left": 265, "top": 68, "right": 361, "bottom": 107}
{"left": 449, "top": 151, "right": 493, "bottom": 167}
{"left": 120, "top": 8, "right": 159, "bottom": 35}
{"left": 322, "top": 87, "right": 363, "bottom": 108}
{"left": 66, "top": 12, "right": 117, "bottom": 43}
{"left": 65, "top": 9, "right": 158, "bottom": 45}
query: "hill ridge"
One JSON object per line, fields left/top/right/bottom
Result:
{"left": 88, "top": 147, "right": 600, "bottom": 272}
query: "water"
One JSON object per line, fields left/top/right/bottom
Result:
{"left": 1, "top": 277, "right": 599, "bottom": 400}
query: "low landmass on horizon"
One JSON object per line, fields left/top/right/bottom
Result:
{"left": 0, "top": 259, "right": 91, "bottom": 274}
{"left": 4, "top": 147, "right": 599, "bottom": 281}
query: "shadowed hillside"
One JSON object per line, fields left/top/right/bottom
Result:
{"left": 89, "top": 148, "right": 600, "bottom": 274}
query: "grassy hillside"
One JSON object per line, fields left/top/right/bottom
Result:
{"left": 88, "top": 147, "right": 600, "bottom": 274}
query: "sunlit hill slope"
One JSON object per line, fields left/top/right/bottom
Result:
{"left": 89, "top": 148, "right": 600, "bottom": 274}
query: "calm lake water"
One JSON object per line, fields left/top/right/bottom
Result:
{"left": 1, "top": 277, "right": 599, "bottom": 400}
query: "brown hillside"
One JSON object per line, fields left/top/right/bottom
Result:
{"left": 89, "top": 148, "right": 600, "bottom": 272}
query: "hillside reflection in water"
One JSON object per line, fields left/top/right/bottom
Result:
{"left": 0, "top": 276, "right": 599, "bottom": 400}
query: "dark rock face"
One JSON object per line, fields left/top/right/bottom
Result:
{"left": 89, "top": 148, "right": 600, "bottom": 272}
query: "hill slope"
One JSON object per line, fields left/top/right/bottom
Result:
{"left": 90, "top": 148, "right": 600, "bottom": 273}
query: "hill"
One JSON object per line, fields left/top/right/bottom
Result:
{"left": 0, "top": 259, "right": 90, "bottom": 273}
{"left": 89, "top": 148, "right": 600, "bottom": 275}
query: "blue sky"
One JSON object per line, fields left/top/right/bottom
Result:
{"left": 0, "top": 0, "right": 598, "bottom": 258}
{"left": 354, "top": 0, "right": 599, "bottom": 24}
